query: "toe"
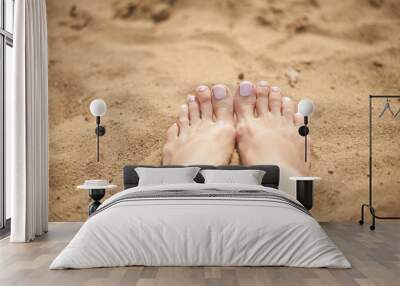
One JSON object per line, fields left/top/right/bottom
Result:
{"left": 177, "top": 104, "right": 189, "bottom": 134}
{"left": 211, "top": 84, "right": 234, "bottom": 124}
{"left": 234, "top": 81, "right": 257, "bottom": 121}
{"left": 187, "top": 95, "right": 200, "bottom": 125}
{"left": 269, "top": 86, "right": 282, "bottom": 115}
{"left": 282, "top": 97, "right": 296, "bottom": 125}
{"left": 294, "top": 112, "right": 304, "bottom": 127}
{"left": 163, "top": 123, "right": 179, "bottom": 164}
{"left": 166, "top": 122, "right": 178, "bottom": 142}
{"left": 195, "top": 85, "right": 213, "bottom": 120}
{"left": 255, "top": 80, "right": 269, "bottom": 117}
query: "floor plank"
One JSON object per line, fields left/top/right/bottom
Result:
{"left": 0, "top": 222, "right": 399, "bottom": 286}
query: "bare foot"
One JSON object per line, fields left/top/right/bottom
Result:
{"left": 162, "top": 84, "right": 236, "bottom": 165}
{"left": 234, "top": 81, "right": 310, "bottom": 176}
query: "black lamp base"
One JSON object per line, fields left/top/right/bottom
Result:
{"left": 95, "top": 126, "right": 106, "bottom": 136}
{"left": 298, "top": 126, "right": 309, "bottom": 136}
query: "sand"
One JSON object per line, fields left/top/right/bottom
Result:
{"left": 47, "top": 0, "right": 400, "bottom": 222}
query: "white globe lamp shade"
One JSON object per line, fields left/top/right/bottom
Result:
{"left": 90, "top": 99, "right": 107, "bottom": 117}
{"left": 298, "top": 99, "right": 314, "bottom": 116}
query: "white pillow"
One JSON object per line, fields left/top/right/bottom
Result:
{"left": 200, "top": 169, "right": 266, "bottom": 185}
{"left": 135, "top": 167, "right": 201, "bottom": 186}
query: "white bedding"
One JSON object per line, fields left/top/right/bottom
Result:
{"left": 50, "top": 183, "right": 350, "bottom": 269}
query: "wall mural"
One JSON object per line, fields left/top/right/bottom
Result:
{"left": 47, "top": 0, "right": 400, "bottom": 221}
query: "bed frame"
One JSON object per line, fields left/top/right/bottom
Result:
{"left": 123, "top": 165, "right": 280, "bottom": 189}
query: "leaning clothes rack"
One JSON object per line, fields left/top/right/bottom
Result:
{"left": 359, "top": 95, "right": 400, "bottom": 230}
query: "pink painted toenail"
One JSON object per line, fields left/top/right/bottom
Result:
{"left": 187, "top": 95, "right": 196, "bottom": 102}
{"left": 271, "top": 86, "right": 281, "bottom": 92}
{"left": 197, "top": 85, "right": 208, "bottom": 93}
{"left": 239, "top": 81, "right": 253, "bottom": 96}
{"left": 213, "top": 85, "right": 226, "bottom": 100}
{"left": 257, "top": 80, "right": 268, "bottom": 87}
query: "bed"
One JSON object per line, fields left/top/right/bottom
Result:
{"left": 50, "top": 165, "right": 350, "bottom": 269}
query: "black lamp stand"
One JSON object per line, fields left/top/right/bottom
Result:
{"left": 298, "top": 116, "right": 310, "bottom": 162}
{"left": 95, "top": 116, "right": 106, "bottom": 162}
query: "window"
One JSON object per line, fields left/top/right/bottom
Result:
{"left": 1, "top": 0, "right": 14, "bottom": 233}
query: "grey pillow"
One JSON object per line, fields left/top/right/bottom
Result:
{"left": 200, "top": 169, "right": 266, "bottom": 185}
{"left": 135, "top": 167, "right": 201, "bottom": 186}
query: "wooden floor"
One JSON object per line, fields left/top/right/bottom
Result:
{"left": 0, "top": 222, "right": 399, "bottom": 286}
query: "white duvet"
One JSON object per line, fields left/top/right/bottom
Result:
{"left": 50, "top": 183, "right": 351, "bottom": 269}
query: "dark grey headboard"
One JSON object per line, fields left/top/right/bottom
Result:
{"left": 123, "top": 165, "right": 280, "bottom": 189}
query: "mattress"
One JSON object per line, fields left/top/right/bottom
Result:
{"left": 50, "top": 183, "right": 351, "bottom": 269}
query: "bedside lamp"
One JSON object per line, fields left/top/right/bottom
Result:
{"left": 90, "top": 99, "right": 107, "bottom": 162}
{"left": 298, "top": 99, "right": 314, "bottom": 162}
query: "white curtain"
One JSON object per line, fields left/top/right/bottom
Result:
{"left": 7, "top": 0, "right": 49, "bottom": 242}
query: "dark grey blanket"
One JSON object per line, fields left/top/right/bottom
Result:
{"left": 92, "top": 189, "right": 310, "bottom": 217}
